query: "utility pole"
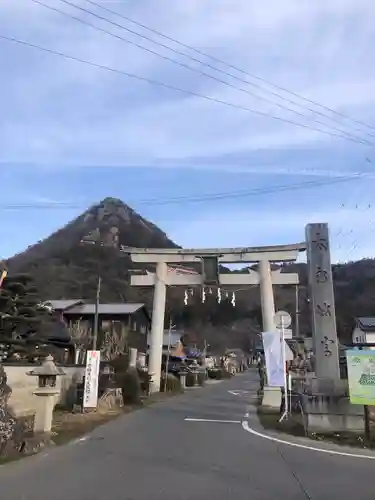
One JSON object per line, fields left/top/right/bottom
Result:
{"left": 92, "top": 275, "right": 101, "bottom": 351}
{"left": 295, "top": 284, "right": 300, "bottom": 338}
{"left": 201, "top": 339, "right": 208, "bottom": 376}
{"left": 165, "top": 318, "right": 175, "bottom": 377}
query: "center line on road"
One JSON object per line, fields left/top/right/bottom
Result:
{"left": 185, "top": 418, "right": 241, "bottom": 424}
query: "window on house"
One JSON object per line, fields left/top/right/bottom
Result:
{"left": 140, "top": 325, "right": 146, "bottom": 334}
{"left": 133, "top": 321, "right": 137, "bottom": 331}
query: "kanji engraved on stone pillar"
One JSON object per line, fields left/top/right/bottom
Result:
{"left": 306, "top": 223, "right": 340, "bottom": 379}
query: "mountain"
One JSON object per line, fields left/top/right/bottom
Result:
{"left": 5, "top": 197, "right": 178, "bottom": 304}
{"left": 4, "top": 197, "right": 375, "bottom": 346}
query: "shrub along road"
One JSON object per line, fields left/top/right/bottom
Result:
{"left": 1, "top": 370, "right": 375, "bottom": 499}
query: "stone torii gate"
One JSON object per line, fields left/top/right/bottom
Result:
{"left": 126, "top": 243, "right": 305, "bottom": 393}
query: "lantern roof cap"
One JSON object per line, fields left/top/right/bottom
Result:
{"left": 28, "top": 355, "right": 65, "bottom": 377}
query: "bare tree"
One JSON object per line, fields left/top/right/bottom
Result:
{"left": 101, "top": 326, "right": 128, "bottom": 362}
{"left": 68, "top": 319, "right": 93, "bottom": 364}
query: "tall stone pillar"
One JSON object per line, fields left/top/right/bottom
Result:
{"left": 306, "top": 223, "right": 340, "bottom": 380}
{"left": 259, "top": 259, "right": 276, "bottom": 332}
{"left": 148, "top": 262, "right": 167, "bottom": 393}
{"left": 259, "top": 259, "right": 280, "bottom": 409}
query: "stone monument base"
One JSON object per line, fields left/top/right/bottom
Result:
{"left": 300, "top": 394, "right": 364, "bottom": 434}
{"left": 261, "top": 386, "right": 282, "bottom": 411}
{"left": 307, "top": 376, "right": 348, "bottom": 397}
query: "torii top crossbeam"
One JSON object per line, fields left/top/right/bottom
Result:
{"left": 121, "top": 242, "right": 307, "bottom": 263}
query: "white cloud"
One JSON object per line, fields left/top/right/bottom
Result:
{"left": 168, "top": 205, "right": 375, "bottom": 263}
{"left": 1, "top": 0, "right": 375, "bottom": 167}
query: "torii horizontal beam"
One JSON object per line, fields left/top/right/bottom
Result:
{"left": 123, "top": 243, "right": 306, "bottom": 264}
{"left": 131, "top": 269, "right": 299, "bottom": 286}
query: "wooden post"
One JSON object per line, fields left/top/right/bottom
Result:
{"left": 364, "top": 405, "right": 371, "bottom": 445}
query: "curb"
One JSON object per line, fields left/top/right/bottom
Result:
{"left": 242, "top": 419, "right": 375, "bottom": 460}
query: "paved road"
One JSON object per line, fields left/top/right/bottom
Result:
{"left": 1, "top": 370, "right": 375, "bottom": 499}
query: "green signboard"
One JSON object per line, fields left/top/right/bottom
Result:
{"left": 346, "top": 349, "right": 375, "bottom": 405}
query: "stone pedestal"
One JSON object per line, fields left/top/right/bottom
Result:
{"left": 301, "top": 394, "right": 364, "bottom": 434}
{"left": 307, "top": 376, "right": 348, "bottom": 397}
{"left": 28, "top": 356, "right": 65, "bottom": 434}
{"left": 33, "top": 388, "right": 59, "bottom": 434}
{"left": 179, "top": 372, "right": 186, "bottom": 390}
{"left": 261, "top": 386, "right": 282, "bottom": 410}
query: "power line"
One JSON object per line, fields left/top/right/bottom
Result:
{"left": 83, "top": 0, "right": 375, "bottom": 134}
{"left": 2, "top": 34, "right": 369, "bottom": 146}
{"left": 0, "top": 172, "right": 369, "bottom": 210}
{"left": 31, "top": 0, "right": 372, "bottom": 146}
{"left": 56, "top": 0, "right": 375, "bottom": 140}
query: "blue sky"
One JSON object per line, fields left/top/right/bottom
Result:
{"left": 1, "top": 0, "right": 375, "bottom": 263}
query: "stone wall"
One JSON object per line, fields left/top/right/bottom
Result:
{"left": 3, "top": 364, "right": 85, "bottom": 417}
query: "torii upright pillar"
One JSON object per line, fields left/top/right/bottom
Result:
{"left": 126, "top": 244, "right": 304, "bottom": 393}
{"left": 148, "top": 262, "right": 167, "bottom": 391}
{"left": 259, "top": 259, "right": 276, "bottom": 332}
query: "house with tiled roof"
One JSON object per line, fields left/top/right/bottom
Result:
{"left": 45, "top": 299, "right": 150, "bottom": 353}
{"left": 352, "top": 317, "right": 375, "bottom": 348}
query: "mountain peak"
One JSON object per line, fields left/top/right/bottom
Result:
{"left": 7, "top": 198, "right": 178, "bottom": 271}
{"left": 97, "top": 197, "right": 131, "bottom": 208}
{"left": 81, "top": 197, "right": 166, "bottom": 248}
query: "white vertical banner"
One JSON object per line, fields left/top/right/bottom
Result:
{"left": 83, "top": 350, "right": 101, "bottom": 408}
{"left": 262, "top": 331, "right": 284, "bottom": 387}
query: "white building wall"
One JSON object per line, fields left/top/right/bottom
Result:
{"left": 352, "top": 327, "right": 375, "bottom": 348}
{"left": 352, "top": 327, "right": 365, "bottom": 344}
{"left": 365, "top": 332, "right": 375, "bottom": 348}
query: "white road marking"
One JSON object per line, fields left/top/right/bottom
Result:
{"left": 242, "top": 420, "right": 375, "bottom": 460}
{"left": 71, "top": 436, "right": 89, "bottom": 446}
{"left": 185, "top": 418, "right": 241, "bottom": 424}
{"left": 228, "top": 390, "right": 249, "bottom": 396}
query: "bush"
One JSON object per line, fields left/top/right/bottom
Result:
{"left": 120, "top": 367, "right": 142, "bottom": 405}
{"left": 161, "top": 372, "right": 182, "bottom": 393}
{"left": 185, "top": 371, "right": 206, "bottom": 387}
{"left": 208, "top": 368, "right": 233, "bottom": 380}
{"left": 110, "top": 353, "right": 130, "bottom": 376}
{"left": 221, "top": 369, "right": 233, "bottom": 379}
{"left": 207, "top": 369, "right": 222, "bottom": 380}
{"left": 137, "top": 368, "right": 151, "bottom": 395}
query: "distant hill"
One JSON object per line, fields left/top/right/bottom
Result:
{"left": 6, "top": 197, "right": 178, "bottom": 304}
{"left": 5, "top": 197, "right": 375, "bottom": 345}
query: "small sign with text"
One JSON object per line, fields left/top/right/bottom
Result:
{"left": 83, "top": 350, "right": 101, "bottom": 408}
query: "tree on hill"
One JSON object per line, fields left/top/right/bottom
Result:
{"left": 0, "top": 273, "right": 52, "bottom": 361}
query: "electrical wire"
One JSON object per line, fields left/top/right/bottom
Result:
{"left": 1, "top": 33, "right": 369, "bottom": 147}
{"left": 0, "top": 172, "right": 370, "bottom": 210}
{"left": 56, "top": 0, "right": 375, "bottom": 140}
{"left": 30, "top": 0, "right": 372, "bottom": 146}
{"left": 83, "top": 0, "right": 375, "bottom": 134}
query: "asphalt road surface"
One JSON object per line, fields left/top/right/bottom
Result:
{"left": 1, "top": 370, "right": 375, "bottom": 499}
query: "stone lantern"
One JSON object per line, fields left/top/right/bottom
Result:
{"left": 28, "top": 355, "right": 65, "bottom": 434}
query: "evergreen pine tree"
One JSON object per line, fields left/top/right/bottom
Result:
{"left": 0, "top": 273, "right": 50, "bottom": 361}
